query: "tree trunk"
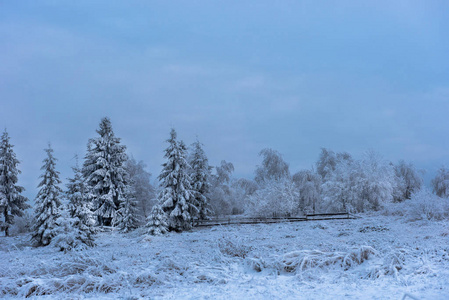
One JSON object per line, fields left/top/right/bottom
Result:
{"left": 3, "top": 208, "right": 9, "bottom": 236}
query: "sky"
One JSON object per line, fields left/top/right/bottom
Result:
{"left": 1, "top": 0, "right": 449, "bottom": 200}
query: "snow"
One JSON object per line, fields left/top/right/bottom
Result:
{"left": 1, "top": 214, "right": 449, "bottom": 299}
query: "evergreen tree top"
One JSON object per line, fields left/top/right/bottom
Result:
{"left": 37, "top": 144, "right": 62, "bottom": 189}
{"left": 97, "top": 117, "right": 114, "bottom": 137}
{"left": 169, "top": 128, "right": 177, "bottom": 141}
{"left": 1, "top": 129, "right": 11, "bottom": 147}
{"left": 0, "top": 130, "right": 19, "bottom": 166}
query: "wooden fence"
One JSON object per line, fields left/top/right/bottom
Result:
{"left": 195, "top": 212, "right": 355, "bottom": 227}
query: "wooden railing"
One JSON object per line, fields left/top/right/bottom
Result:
{"left": 194, "top": 212, "right": 354, "bottom": 227}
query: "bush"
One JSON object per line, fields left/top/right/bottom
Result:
{"left": 9, "top": 212, "right": 32, "bottom": 235}
{"left": 408, "top": 188, "right": 449, "bottom": 221}
{"left": 217, "top": 236, "right": 253, "bottom": 258}
{"left": 279, "top": 246, "right": 376, "bottom": 273}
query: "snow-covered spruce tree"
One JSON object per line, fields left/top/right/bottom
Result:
{"left": 117, "top": 185, "right": 139, "bottom": 232}
{"left": 145, "top": 204, "right": 168, "bottom": 235}
{"left": 189, "top": 139, "right": 212, "bottom": 221}
{"left": 432, "top": 166, "right": 449, "bottom": 198}
{"left": 52, "top": 210, "right": 94, "bottom": 252}
{"left": 158, "top": 128, "right": 194, "bottom": 231}
{"left": 82, "top": 117, "right": 129, "bottom": 226}
{"left": 0, "top": 130, "right": 29, "bottom": 236}
{"left": 64, "top": 158, "right": 95, "bottom": 247}
{"left": 31, "top": 145, "right": 63, "bottom": 246}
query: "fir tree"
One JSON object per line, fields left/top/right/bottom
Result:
{"left": 118, "top": 185, "right": 139, "bottom": 232}
{"left": 0, "top": 130, "right": 29, "bottom": 236}
{"left": 158, "top": 129, "right": 194, "bottom": 231}
{"left": 82, "top": 117, "right": 129, "bottom": 226}
{"left": 145, "top": 204, "right": 168, "bottom": 236}
{"left": 31, "top": 145, "right": 63, "bottom": 246}
{"left": 189, "top": 139, "right": 212, "bottom": 221}
{"left": 52, "top": 210, "right": 94, "bottom": 252}
{"left": 65, "top": 157, "right": 95, "bottom": 247}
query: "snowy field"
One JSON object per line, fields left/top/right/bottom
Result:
{"left": 1, "top": 214, "right": 449, "bottom": 299}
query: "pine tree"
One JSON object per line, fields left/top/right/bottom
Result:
{"left": 189, "top": 139, "right": 211, "bottom": 221}
{"left": 118, "top": 185, "right": 139, "bottom": 232}
{"left": 65, "top": 157, "right": 95, "bottom": 247}
{"left": 31, "top": 145, "right": 63, "bottom": 246}
{"left": 0, "top": 130, "right": 29, "bottom": 236}
{"left": 52, "top": 210, "right": 94, "bottom": 252}
{"left": 145, "top": 204, "right": 168, "bottom": 235}
{"left": 82, "top": 117, "right": 129, "bottom": 226}
{"left": 158, "top": 128, "right": 194, "bottom": 231}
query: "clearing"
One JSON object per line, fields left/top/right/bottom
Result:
{"left": 1, "top": 214, "right": 448, "bottom": 299}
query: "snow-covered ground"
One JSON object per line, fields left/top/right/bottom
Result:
{"left": 1, "top": 214, "right": 449, "bottom": 299}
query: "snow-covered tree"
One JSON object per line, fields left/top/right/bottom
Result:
{"left": 357, "top": 151, "right": 395, "bottom": 211}
{"left": 393, "top": 160, "right": 423, "bottom": 202}
{"left": 432, "top": 166, "right": 449, "bottom": 198}
{"left": 0, "top": 130, "right": 29, "bottom": 236}
{"left": 158, "top": 129, "right": 194, "bottom": 231}
{"left": 255, "top": 148, "right": 290, "bottom": 184}
{"left": 31, "top": 145, "right": 63, "bottom": 246}
{"left": 293, "top": 170, "right": 321, "bottom": 213}
{"left": 65, "top": 157, "right": 95, "bottom": 247}
{"left": 246, "top": 178, "right": 299, "bottom": 217}
{"left": 125, "top": 157, "right": 155, "bottom": 222}
{"left": 117, "top": 187, "right": 139, "bottom": 232}
{"left": 82, "top": 117, "right": 129, "bottom": 226}
{"left": 52, "top": 210, "right": 94, "bottom": 252}
{"left": 316, "top": 148, "right": 352, "bottom": 181}
{"left": 189, "top": 140, "right": 212, "bottom": 221}
{"left": 145, "top": 204, "right": 168, "bottom": 235}
{"left": 322, "top": 151, "right": 395, "bottom": 212}
{"left": 209, "top": 160, "right": 235, "bottom": 216}
{"left": 231, "top": 178, "right": 258, "bottom": 215}
{"left": 321, "top": 158, "right": 354, "bottom": 212}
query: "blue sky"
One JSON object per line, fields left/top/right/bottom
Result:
{"left": 1, "top": 0, "right": 449, "bottom": 200}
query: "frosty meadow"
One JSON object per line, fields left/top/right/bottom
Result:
{"left": 1, "top": 117, "right": 449, "bottom": 299}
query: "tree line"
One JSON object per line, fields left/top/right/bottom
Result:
{"left": 1, "top": 117, "right": 449, "bottom": 250}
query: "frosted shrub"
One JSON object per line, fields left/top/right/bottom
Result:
{"left": 217, "top": 236, "right": 253, "bottom": 258}
{"left": 408, "top": 188, "right": 449, "bottom": 221}
{"left": 10, "top": 212, "right": 32, "bottom": 235}
{"left": 280, "top": 246, "right": 376, "bottom": 273}
{"left": 381, "top": 201, "right": 406, "bottom": 217}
